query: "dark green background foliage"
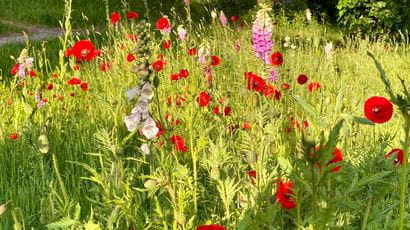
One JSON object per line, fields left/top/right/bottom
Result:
{"left": 337, "top": 0, "right": 410, "bottom": 34}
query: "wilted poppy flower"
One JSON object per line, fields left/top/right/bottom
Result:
{"left": 274, "top": 90, "right": 282, "bottom": 100}
{"left": 270, "top": 51, "right": 283, "bottom": 67}
{"left": 276, "top": 179, "right": 297, "bottom": 209}
{"left": 247, "top": 170, "right": 256, "bottom": 184}
{"left": 197, "top": 91, "right": 211, "bottom": 107}
{"left": 47, "top": 83, "right": 53, "bottom": 90}
{"left": 67, "top": 77, "right": 81, "bottom": 85}
{"left": 110, "top": 12, "right": 121, "bottom": 24}
{"left": 66, "top": 40, "right": 100, "bottom": 62}
{"left": 170, "top": 135, "right": 187, "bottom": 152}
{"left": 156, "top": 17, "right": 171, "bottom": 31}
{"left": 308, "top": 82, "right": 321, "bottom": 92}
{"left": 152, "top": 60, "right": 164, "bottom": 72}
{"left": 384, "top": 148, "right": 404, "bottom": 165}
{"left": 100, "top": 62, "right": 111, "bottom": 72}
{"left": 297, "top": 74, "right": 308, "bottom": 84}
{"left": 364, "top": 96, "right": 393, "bottom": 124}
{"left": 196, "top": 224, "right": 225, "bottom": 230}
{"left": 127, "top": 11, "right": 139, "bottom": 19}
{"left": 211, "top": 55, "right": 221, "bottom": 66}
{"left": 9, "top": 132, "right": 18, "bottom": 140}
{"left": 245, "top": 72, "right": 266, "bottom": 93}
{"left": 281, "top": 83, "right": 290, "bottom": 90}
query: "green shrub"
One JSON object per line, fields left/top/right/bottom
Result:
{"left": 337, "top": 0, "right": 410, "bottom": 35}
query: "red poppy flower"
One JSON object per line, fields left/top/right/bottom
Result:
{"left": 384, "top": 148, "right": 404, "bottom": 165}
{"left": 126, "top": 54, "right": 135, "bottom": 62}
{"left": 243, "top": 122, "right": 251, "bottom": 130}
{"left": 163, "top": 40, "right": 171, "bottom": 49}
{"left": 327, "top": 148, "right": 343, "bottom": 172}
{"left": 364, "top": 96, "right": 393, "bottom": 124}
{"left": 156, "top": 17, "right": 170, "bottom": 30}
{"left": 47, "top": 83, "right": 54, "bottom": 90}
{"left": 308, "top": 82, "right": 321, "bottom": 92}
{"left": 53, "top": 73, "right": 58, "bottom": 78}
{"left": 9, "top": 132, "right": 18, "bottom": 140}
{"left": 263, "top": 84, "right": 275, "bottom": 98}
{"left": 156, "top": 123, "right": 165, "bottom": 138}
{"left": 281, "top": 83, "right": 290, "bottom": 90}
{"left": 170, "top": 73, "right": 180, "bottom": 81}
{"left": 152, "top": 60, "right": 164, "bottom": 72}
{"left": 179, "top": 69, "right": 189, "bottom": 78}
{"left": 211, "top": 55, "right": 221, "bottom": 66}
{"left": 67, "top": 40, "right": 100, "bottom": 62}
{"left": 10, "top": 64, "right": 20, "bottom": 75}
{"left": 80, "top": 82, "right": 88, "bottom": 92}
{"left": 270, "top": 51, "right": 284, "bottom": 67}
{"left": 170, "top": 135, "right": 187, "bottom": 152}
{"left": 247, "top": 170, "right": 256, "bottom": 184}
{"left": 231, "top": 15, "right": 239, "bottom": 22}
{"left": 213, "top": 106, "right": 220, "bottom": 115}
{"left": 110, "top": 12, "right": 121, "bottom": 24}
{"left": 297, "top": 74, "right": 308, "bottom": 85}
{"left": 245, "top": 72, "right": 266, "bottom": 93}
{"left": 67, "top": 77, "right": 81, "bottom": 85}
{"left": 197, "top": 91, "right": 211, "bottom": 107}
{"left": 276, "top": 179, "right": 297, "bottom": 209}
{"left": 127, "top": 11, "right": 139, "bottom": 19}
{"left": 224, "top": 107, "right": 232, "bottom": 116}
{"left": 196, "top": 224, "right": 225, "bottom": 230}
{"left": 29, "top": 70, "right": 36, "bottom": 77}
{"left": 188, "top": 48, "right": 197, "bottom": 56}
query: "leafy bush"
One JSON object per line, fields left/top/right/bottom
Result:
{"left": 337, "top": 0, "right": 410, "bottom": 35}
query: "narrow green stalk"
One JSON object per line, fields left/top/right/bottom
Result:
{"left": 52, "top": 153, "right": 69, "bottom": 204}
{"left": 188, "top": 107, "right": 198, "bottom": 215}
{"left": 361, "top": 196, "right": 372, "bottom": 230}
{"left": 398, "top": 119, "right": 410, "bottom": 230}
{"left": 311, "top": 165, "right": 317, "bottom": 226}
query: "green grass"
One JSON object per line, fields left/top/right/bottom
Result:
{"left": 0, "top": 2, "right": 410, "bottom": 229}
{"left": 0, "top": 22, "right": 21, "bottom": 35}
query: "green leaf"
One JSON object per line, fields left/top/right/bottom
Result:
{"left": 356, "top": 171, "right": 393, "bottom": 187}
{"left": 353, "top": 117, "right": 375, "bottom": 125}
{"left": 367, "top": 52, "right": 396, "bottom": 102}
{"left": 46, "top": 216, "right": 78, "bottom": 229}
{"left": 277, "top": 156, "right": 293, "bottom": 174}
{"left": 293, "top": 95, "right": 320, "bottom": 119}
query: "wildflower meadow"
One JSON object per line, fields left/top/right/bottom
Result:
{"left": 0, "top": 0, "right": 410, "bottom": 229}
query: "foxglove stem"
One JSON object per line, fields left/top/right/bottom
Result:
{"left": 399, "top": 118, "right": 410, "bottom": 230}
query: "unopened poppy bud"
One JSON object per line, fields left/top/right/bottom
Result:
{"left": 176, "top": 212, "right": 186, "bottom": 225}
{"left": 38, "top": 134, "right": 50, "bottom": 154}
{"left": 210, "top": 166, "right": 220, "bottom": 180}
{"left": 144, "top": 179, "right": 157, "bottom": 189}
{"left": 246, "top": 151, "right": 257, "bottom": 164}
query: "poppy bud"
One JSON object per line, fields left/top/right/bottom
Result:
{"left": 144, "top": 179, "right": 157, "bottom": 189}
{"left": 210, "top": 166, "right": 220, "bottom": 180}
{"left": 38, "top": 134, "right": 50, "bottom": 154}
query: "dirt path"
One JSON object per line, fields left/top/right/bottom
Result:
{"left": 0, "top": 20, "right": 86, "bottom": 45}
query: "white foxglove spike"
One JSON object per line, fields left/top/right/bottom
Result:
{"left": 124, "top": 112, "right": 141, "bottom": 132}
{"left": 142, "top": 117, "right": 159, "bottom": 139}
{"left": 126, "top": 86, "right": 140, "bottom": 102}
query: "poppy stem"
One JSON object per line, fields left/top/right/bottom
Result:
{"left": 311, "top": 163, "right": 318, "bottom": 225}
{"left": 398, "top": 119, "right": 410, "bottom": 230}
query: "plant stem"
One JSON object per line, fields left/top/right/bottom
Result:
{"left": 311, "top": 165, "right": 317, "bottom": 226}
{"left": 188, "top": 107, "right": 198, "bottom": 215}
{"left": 399, "top": 118, "right": 410, "bottom": 230}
